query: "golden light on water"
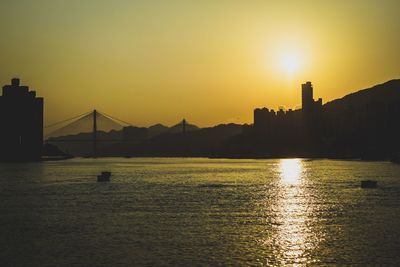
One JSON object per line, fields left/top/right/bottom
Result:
{"left": 279, "top": 158, "right": 302, "bottom": 185}
{"left": 272, "top": 159, "right": 319, "bottom": 265}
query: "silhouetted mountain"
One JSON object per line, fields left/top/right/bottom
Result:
{"left": 49, "top": 121, "right": 200, "bottom": 156}
{"left": 48, "top": 129, "right": 122, "bottom": 142}
{"left": 324, "top": 79, "right": 400, "bottom": 110}
{"left": 48, "top": 130, "right": 123, "bottom": 156}
{"left": 99, "top": 123, "right": 243, "bottom": 157}
{"left": 322, "top": 79, "right": 400, "bottom": 158}
{"left": 148, "top": 123, "right": 169, "bottom": 137}
{"left": 143, "top": 121, "right": 199, "bottom": 136}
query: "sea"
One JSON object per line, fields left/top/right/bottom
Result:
{"left": 1, "top": 158, "right": 400, "bottom": 266}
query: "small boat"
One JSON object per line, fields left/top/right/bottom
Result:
{"left": 361, "top": 180, "right": 377, "bottom": 188}
{"left": 97, "top": 171, "right": 111, "bottom": 182}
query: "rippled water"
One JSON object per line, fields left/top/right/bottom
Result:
{"left": 1, "top": 158, "right": 400, "bottom": 266}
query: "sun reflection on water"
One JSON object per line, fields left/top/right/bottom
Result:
{"left": 271, "top": 159, "right": 319, "bottom": 265}
{"left": 279, "top": 158, "right": 302, "bottom": 185}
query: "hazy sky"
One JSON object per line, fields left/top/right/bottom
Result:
{"left": 1, "top": 0, "right": 399, "bottom": 127}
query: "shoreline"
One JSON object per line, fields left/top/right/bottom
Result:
{"left": 36, "top": 155, "right": 400, "bottom": 164}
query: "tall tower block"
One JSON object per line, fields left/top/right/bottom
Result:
{"left": 0, "top": 78, "right": 43, "bottom": 161}
{"left": 302, "top": 81, "right": 314, "bottom": 112}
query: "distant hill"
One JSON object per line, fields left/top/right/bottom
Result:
{"left": 48, "top": 120, "right": 201, "bottom": 156}
{"left": 322, "top": 79, "right": 400, "bottom": 158}
{"left": 148, "top": 124, "right": 169, "bottom": 137}
{"left": 324, "top": 79, "right": 400, "bottom": 110}
{"left": 147, "top": 121, "right": 199, "bottom": 136}
{"left": 100, "top": 123, "right": 243, "bottom": 157}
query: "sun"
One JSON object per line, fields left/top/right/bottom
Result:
{"left": 281, "top": 52, "right": 301, "bottom": 75}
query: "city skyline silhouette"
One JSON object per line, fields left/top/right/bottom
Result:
{"left": 2, "top": 76, "right": 399, "bottom": 161}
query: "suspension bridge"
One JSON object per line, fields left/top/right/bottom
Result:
{"left": 44, "top": 110, "right": 188, "bottom": 158}
{"left": 44, "top": 110, "right": 133, "bottom": 157}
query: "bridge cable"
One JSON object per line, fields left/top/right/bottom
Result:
{"left": 44, "top": 111, "right": 92, "bottom": 129}
{"left": 44, "top": 112, "right": 94, "bottom": 139}
{"left": 97, "top": 110, "right": 133, "bottom": 127}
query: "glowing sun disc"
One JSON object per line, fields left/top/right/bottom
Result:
{"left": 281, "top": 53, "right": 301, "bottom": 74}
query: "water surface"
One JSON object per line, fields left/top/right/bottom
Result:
{"left": 1, "top": 158, "right": 400, "bottom": 266}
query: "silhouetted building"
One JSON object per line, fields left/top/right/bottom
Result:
{"left": 301, "top": 82, "right": 322, "bottom": 140}
{"left": 253, "top": 81, "right": 323, "bottom": 154}
{"left": 302, "top": 81, "right": 322, "bottom": 113}
{"left": 253, "top": 108, "right": 270, "bottom": 133}
{"left": 254, "top": 81, "right": 323, "bottom": 131}
{"left": 302, "top": 82, "right": 313, "bottom": 111}
{"left": 0, "top": 78, "right": 43, "bottom": 161}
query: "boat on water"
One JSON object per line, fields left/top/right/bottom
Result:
{"left": 97, "top": 171, "right": 111, "bottom": 182}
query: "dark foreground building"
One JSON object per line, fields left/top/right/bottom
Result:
{"left": 0, "top": 78, "right": 43, "bottom": 161}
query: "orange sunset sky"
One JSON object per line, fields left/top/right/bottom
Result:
{"left": 0, "top": 0, "right": 399, "bottom": 127}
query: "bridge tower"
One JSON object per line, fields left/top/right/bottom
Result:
{"left": 93, "top": 109, "right": 97, "bottom": 158}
